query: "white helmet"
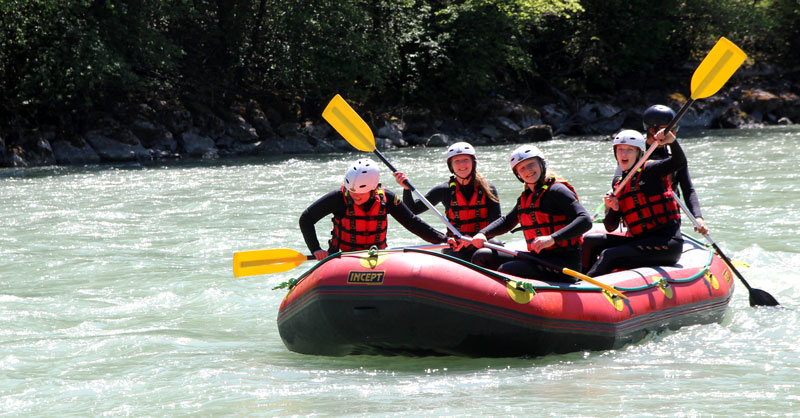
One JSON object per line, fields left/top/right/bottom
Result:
{"left": 343, "top": 159, "right": 380, "bottom": 193}
{"left": 445, "top": 142, "right": 476, "bottom": 161}
{"left": 445, "top": 141, "right": 477, "bottom": 175}
{"left": 509, "top": 145, "right": 546, "bottom": 183}
{"left": 612, "top": 129, "right": 646, "bottom": 153}
{"left": 509, "top": 144, "right": 545, "bottom": 172}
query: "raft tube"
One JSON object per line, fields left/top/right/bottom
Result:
{"left": 277, "top": 236, "right": 734, "bottom": 357}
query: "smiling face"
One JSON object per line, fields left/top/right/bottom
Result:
{"left": 514, "top": 158, "right": 542, "bottom": 185}
{"left": 615, "top": 144, "right": 641, "bottom": 171}
{"left": 349, "top": 190, "right": 373, "bottom": 205}
{"left": 449, "top": 155, "right": 474, "bottom": 180}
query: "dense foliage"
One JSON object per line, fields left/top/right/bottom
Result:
{"left": 1, "top": 0, "right": 798, "bottom": 125}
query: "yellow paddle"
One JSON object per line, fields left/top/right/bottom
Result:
{"left": 613, "top": 37, "right": 746, "bottom": 196}
{"left": 323, "top": 95, "right": 462, "bottom": 237}
{"left": 491, "top": 245, "right": 628, "bottom": 299}
{"left": 233, "top": 248, "right": 313, "bottom": 277}
{"left": 322, "top": 95, "right": 376, "bottom": 153}
{"left": 731, "top": 260, "right": 750, "bottom": 269}
{"left": 233, "top": 244, "right": 451, "bottom": 277}
{"left": 323, "top": 95, "right": 627, "bottom": 299}
{"left": 674, "top": 197, "right": 778, "bottom": 307}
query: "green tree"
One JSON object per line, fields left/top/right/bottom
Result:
{"left": 0, "top": 1, "right": 182, "bottom": 124}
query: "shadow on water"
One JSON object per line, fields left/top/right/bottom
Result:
{"left": 4, "top": 125, "right": 796, "bottom": 181}
{"left": 0, "top": 151, "right": 367, "bottom": 180}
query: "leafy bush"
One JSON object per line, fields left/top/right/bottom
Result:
{"left": 1, "top": 0, "right": 797, "bottom": 126}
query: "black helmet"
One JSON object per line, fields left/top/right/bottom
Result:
{"left": 642, "top": 105, "right": 676, "bottom": 131}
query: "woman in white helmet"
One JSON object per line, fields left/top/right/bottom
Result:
{"left": 300, "top": 159, "right": 449, "bottom": 260}
{"left": 582, "top": 128, "right": 687, "bottom": 276}
{"left": 392, "top": 141, "right": 501, "bottom": 261}
{"left": 470, "top": 144, "right": 591, "bottom": 282}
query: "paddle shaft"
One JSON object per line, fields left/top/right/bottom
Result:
{"left": 676, "top": 194, "right": 778, "bottom": 305}
{"left": 480, "top": 241, "right": 626, "bottom": 299}
{"left": 233, "top": 243, "right": 453, "bottom": 277}
{"left": 324, "top": 94, "right": 621, "bottom": 296}
{"left": 371, "top": 149, "right": 463, "bottom": 238}
{"left": 239, "top": 243, "right": 452, "bottom": 264}
{"left": 674, "top": 196, "right": 755, "bottom": 292}
{"left": 375, "top": 142, "right": 623, "bottom": 297}
{"left": 613, "top": 99, "right": 695, "bottom": 197}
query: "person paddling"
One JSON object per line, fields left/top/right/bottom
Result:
{"left": 300, "top": 159, "right": 452, "bottom": 261}
{"left": 393, "top": 142, "right": 501, "bottom": 261}
{"left": 470, "top": 145, "right": 591, "bottom": 282}
{"left": 641, "top": 104, "right": 708, "bottom": 234}
{"left": 582, "top": 129, "right": 687, "bottom": 276}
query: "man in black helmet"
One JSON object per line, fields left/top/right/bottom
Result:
{"left": 634, "top": 104, "right": 708, "bottom": 235}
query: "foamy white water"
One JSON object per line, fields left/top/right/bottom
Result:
{"left": 1, "top": 127, "right": 799, "bottom": 416}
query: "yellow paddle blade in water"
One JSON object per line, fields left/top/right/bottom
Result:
{"left": 731, "top": 259, "right": 750, "bottom": 269}
{"left": 691, "top": 37, "right": 747, "bottom": 100}
{"left": 233, "top": 248, "right": 311, "bottom": 277}
{"left": 322, "top": 94, "right": 376, "bottom": 152}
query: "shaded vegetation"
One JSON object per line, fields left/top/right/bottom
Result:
{"left": 1, "top": 0, "right": 798, "bottom": 128}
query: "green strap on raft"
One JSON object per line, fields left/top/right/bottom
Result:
{"left": 273, "top": 245, "right": 715, "bottom": 296}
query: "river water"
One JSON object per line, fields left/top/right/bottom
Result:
{"left": 2, "top": 127, "right": 799, "bottom": 416}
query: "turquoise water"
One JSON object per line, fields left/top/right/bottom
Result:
{"left": 2, "top": 127, "right": 799, "bottom": 416}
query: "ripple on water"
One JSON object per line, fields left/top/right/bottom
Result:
{"left": 1, "top": 129, "right": 799, "bottom": 416}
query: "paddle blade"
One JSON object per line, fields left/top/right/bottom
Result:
{"left": 731, "top": 259, "right": 750, "bottom": 269}
{"left": 690, "top": 37, "right": 747, "bottom": 100}
{"left": 322, "top": 94, "right": 376, "bottom": 152}
{"left": 233, "top": 248, "right": 311, "bottom": 277}
{"left": 749, "top": 288, "right": 780, "bottom": 307}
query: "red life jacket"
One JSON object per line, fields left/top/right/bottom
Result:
{"left": 329, "top": 186, "right": 388, "bottom": 252}
{"left": 615, "top": 162, "right": 681, "bottom": 235}
{"left": 517, "top": 176, "right": 583, "bottom": 251}
{"left": 445, "top": 176, "right": 491, "bottom": 235}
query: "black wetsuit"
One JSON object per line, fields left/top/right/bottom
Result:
{"left": 583, "top": 141, "right": 687, "bottom": 276}
{"left": 613, "top": 145, "right": 702, "bottom": 219}
{"left": 402, "top": 179, "right": 501, "bottom": 261}
{"left": 471, "top": 182, "right": 591, "bottom": 282}
{"left": 299, "top": 188, "right": 447, "bottom": 254}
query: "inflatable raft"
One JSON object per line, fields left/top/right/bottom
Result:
{"left": 277, "top": 235, "right": 734, "bottom": 357}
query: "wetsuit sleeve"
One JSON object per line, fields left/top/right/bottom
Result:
{"left": 603, "top": 208, "right": 623, "bottom": 232}
{"left": 547, "top": 183, "right": 592, "bottom": 243}
{"left": 402, "top": 182, "right": 449, "bottom": 215}
{"left": 643, "top": 140, "right": 687, "bottom": 179}
{"left": 479, "top": 203, "right": 521, "bottom": 239}
{"left": 604, "top": 175, "right": 623, "bottom": 232}
{"left": 298, "top": 190, "right": 345, "bottom": 253}
{"left": 487, "top": 184, "right": 502, "bottom": 222}
{"left": 675, "top": 167, "right": 703, "bottom": 218}
{"left": 385, "top": 189, "right": 447, "bottom": 244}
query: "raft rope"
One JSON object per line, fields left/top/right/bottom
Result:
{"left": 681, "top": 231, "right": 708, "bottom": 248}
{"left": 404, "top": 239, "right": 715, "bottom": 294}
{"left": 403, "top": 248, "right": 538, "bottom": 294}
{"left": 610, "top": 242, "right": 714, "bottom": 292}
{"left": 273, "top": 237, "right": 715, "bottom": 295}
{"left": 272, "top": 251, "right": 342, "bottom": 290}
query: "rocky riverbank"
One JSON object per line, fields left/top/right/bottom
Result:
{"left": 1, "top": 82, "right": 798, "bottom": 168}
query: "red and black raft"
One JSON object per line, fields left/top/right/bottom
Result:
{"left": 277, "top": 235, "right": 734, "bottom": 357}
